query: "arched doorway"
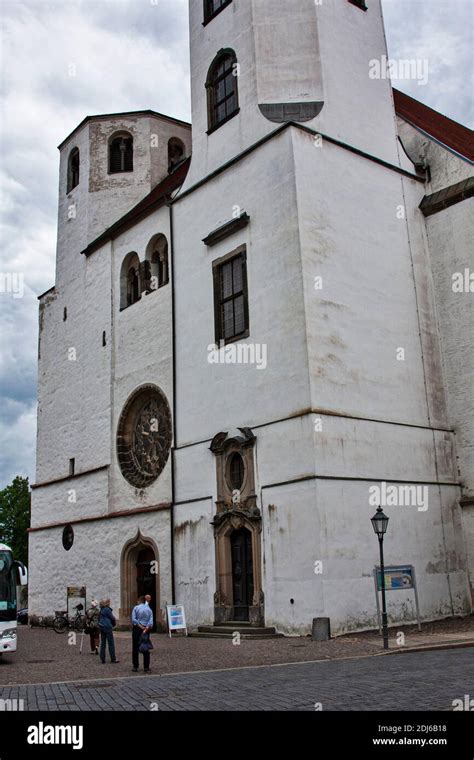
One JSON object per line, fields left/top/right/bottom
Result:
{"left": 230, "top": 528, "right": 254, "bottom": 622}
{"left": 120, "top": 532, "right": 160, "bottom": 630}
{"left": 136, "top": 547, "right": 157, "bottom": 631}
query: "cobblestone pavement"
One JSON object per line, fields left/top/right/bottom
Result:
{"left": 0, "top": 627, "right": 381, "bottom": 686}
{"left": 1, "top": 617, "right": 471, "bottom": 687}
{"left": 0, "top": 648, "right": 472, "bottom": 711}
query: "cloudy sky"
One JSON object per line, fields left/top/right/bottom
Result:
{"left": 0, "top": 0, "right": 472, "bottom": 489}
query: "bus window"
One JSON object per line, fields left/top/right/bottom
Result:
{"left": 0, "top": 551, "right": 16, "bottom": 622}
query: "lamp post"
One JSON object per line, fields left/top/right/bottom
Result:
{"left": 371, "top": 506, "right": 389, "bottom": 650}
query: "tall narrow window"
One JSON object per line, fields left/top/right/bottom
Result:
{"left": 168, "top": 138, "right": 185, "bottom": 173}
{"left": 146, "top": 234, "right": 169, "bottom": 291}
{"left": 120, "top": 252, "right": 141, "bottom": 309}
{"left": 213, "top": 246, "right": 249, "bottom": 343}
{"left": 67, "top": 147, "right": 80, "bottom": 192}
{"left": 203, "top": 0, "right": 232, "bottom": 24}
{"left": 154, "top": 249, "right": 169, "bottom": 288}
{"left": 127, "top": 266, "right": 140, "bottom": 306}
{"left": 227, "top": 452, "right": 245, "bottom": 491}
{"left": 109, "top": 133, "right": 133, "bottom": 174}
{"left": 206, "top": 50, "right": 239, "bottom": 133}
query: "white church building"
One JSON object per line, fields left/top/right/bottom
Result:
{"left": 30, "top": 0, "right": 474, "bottom": 635}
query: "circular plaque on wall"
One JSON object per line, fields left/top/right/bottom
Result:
{"left": 117, "top": 384, "right": 172, "bottom": 488}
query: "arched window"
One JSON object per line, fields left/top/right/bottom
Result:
{"left": 67, "top": 147, "right": 80, "bottom": 192}
{"left": 168, "top": 138, "right": 185, "bottom": 173}
{"left": 109, "top": 132, "right": 133, "bottom": 174}
{"left": 120, "top": 252, "right": 141, "bottom": 309}
{"left": 206, "top": 50, "right": 239, "bottom": 132}
{"left": 146, "top": 234, "right": 169, "bottom": 291}
{"left": 227, "top": 452, "right": 245, "bottom": 491}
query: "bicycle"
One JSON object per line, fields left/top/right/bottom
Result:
{"left": 52, "top": 603, "right": 86, "bottom": 634}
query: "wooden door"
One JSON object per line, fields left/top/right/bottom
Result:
{"left": 231, "top": 528, "right": 254, "bottom": 621}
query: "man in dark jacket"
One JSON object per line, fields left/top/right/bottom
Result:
{"left": 98, "top": 599, "right": 119, "bottom": 664}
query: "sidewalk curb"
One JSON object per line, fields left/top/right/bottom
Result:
{"left": 374, "top": 639, "right": 474, "bottom": 656}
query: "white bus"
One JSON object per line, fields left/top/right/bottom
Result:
{"left": 0, "top": 543, "right": 28, "bottom": 655}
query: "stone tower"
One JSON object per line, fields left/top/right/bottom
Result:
{"left": 184, "top": 0, "right": 400, "bottom": 188}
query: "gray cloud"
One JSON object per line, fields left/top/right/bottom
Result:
{"left": 382, "top": 0, "right": 473, "bottom": 127}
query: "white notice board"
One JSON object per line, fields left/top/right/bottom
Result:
{"left": 166, "top": 604, "right": 188, "bottom": 637}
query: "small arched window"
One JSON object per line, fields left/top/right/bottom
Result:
{"left": 120, "top": 252, "right": 141, "bottom": 309}
{"left": 67, "top": 147, "right": 80, "bottom": 192}
{"left": 168, "top": 138, "right": 185, "bottom": 173}
{"left": 146, "top": 234, "right": 169, "bottom": 291}
{"left": 227, "top": 452, "right": 245, "bottom": 491}
{"left": 109, "top": 132, "right": 133, "bottom": 174}
{"left": 206, "top": 50, "right": 239, "bottom": 132}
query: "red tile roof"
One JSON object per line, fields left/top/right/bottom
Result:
{"left": 81, "top": 157, "right": 191, "bottom": 256}
{"left": 393, "top": 88, "right": 474, "bottom": 163}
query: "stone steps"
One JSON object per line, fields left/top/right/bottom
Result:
{"left": 191, "top": 624, "right": 283, "bottom": 639}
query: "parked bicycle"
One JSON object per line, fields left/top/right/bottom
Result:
{"left": 53, "top": 603, "right": 86, "bottom": 634}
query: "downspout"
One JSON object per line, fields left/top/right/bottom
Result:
{"left": 167, "top": 196, "right": 177, "bottom": 605}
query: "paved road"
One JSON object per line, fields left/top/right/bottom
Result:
{"left": 0, "top": 648, "right": 472, "bottom": 711}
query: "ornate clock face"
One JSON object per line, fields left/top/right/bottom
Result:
{"left": 117, "top": 385, "right": 172, "bottom": 488}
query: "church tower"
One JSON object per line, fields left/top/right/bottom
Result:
{"left": 184, "top": 0, "right": 401, "bottom": 188}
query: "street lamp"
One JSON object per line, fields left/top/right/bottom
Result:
{"left": 371, "top": 506, "right": 390, "bottom": 650}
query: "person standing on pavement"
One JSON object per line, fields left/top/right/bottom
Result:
{"left": 98, "top": 598, "right": 119, "bottom": 664}
{"left": 131, "top": 595, "right": 154, "bottom": 673}
{"left": 85, "top": 599, "right": 100, "bottom": 655}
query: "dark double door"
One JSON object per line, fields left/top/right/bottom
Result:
{"left": 231, "top": 528, "right": 254, "bottom": 621}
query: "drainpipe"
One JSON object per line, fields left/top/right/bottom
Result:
{"left": 168, "top": 197, "right": 177, "bottom": 605}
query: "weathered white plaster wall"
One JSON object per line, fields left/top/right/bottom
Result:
{"left": 28, "top": 510, "right": 172, "bottom": 620}
{"left": 108, "top": 206, "right": 174, "bottom": 512}
{"left": 256, "top": 417, "right": 468, "bottom": 635}
{"left": 397, "top": 118, "right": 472, "bottom": 193}
{"left": 252, "top": 0, "right": 324, "bottom": 109}
{"left": 461, "top": 505, "right": 474, "bottom": 608}
{"left": 36, "top": 241, "right": 112, "bottom": 485}
{"left": 31, "top": 469, "right": 108, "bottom": 529}
{"left": 174, "top": 499, "right": 216, "bottom": 627}
{"left": 173, "top": 128, "right": 311, "bottom": 447}
{"left": 292, "top": 127, "right": 440, "bottom": 425}
{"left": 396, "top": 119, "right": 473, "bottom": 602}
{"left": 315, "top": 0, "right": 400, "bottom": 165}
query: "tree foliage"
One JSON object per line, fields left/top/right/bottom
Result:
{"left": 0, "top": 476, "right": 31, "bottom": 566}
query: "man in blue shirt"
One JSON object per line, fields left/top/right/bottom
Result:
{"left": 131, "top": 595, "right": 154, "bottom": 672}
